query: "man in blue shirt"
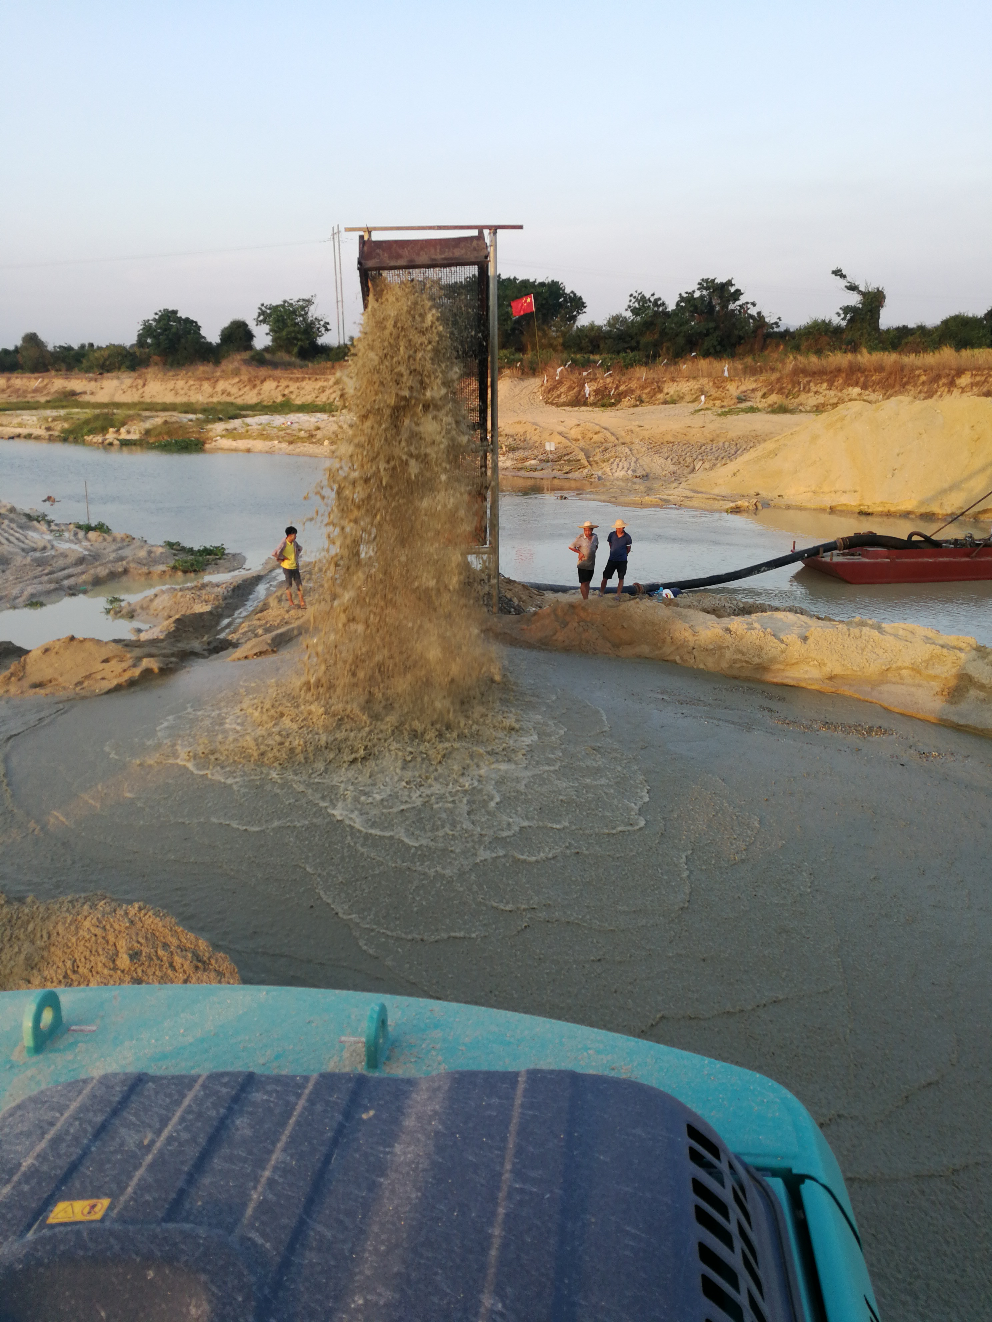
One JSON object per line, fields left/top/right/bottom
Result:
{"left": 600, "top": 518, "right": 632, "bottom": 597}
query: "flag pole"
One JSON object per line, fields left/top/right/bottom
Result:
{"left": 532, "top": 306, "right": 541, "bottom": 372}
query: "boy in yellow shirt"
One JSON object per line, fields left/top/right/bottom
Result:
{"left": 272, "top": 525, "right": 306, "bottom": 609}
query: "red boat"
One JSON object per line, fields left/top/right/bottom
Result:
{"left": 805, "top": 540, "right": 992, "bottom": 584}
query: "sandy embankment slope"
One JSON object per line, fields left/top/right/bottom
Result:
{"left": 492, "top": 596, "right": 992, "bottom": 735}
{"left": 684, "top": 396, "right": 992, "bottom": 517}
{"left": 0, "top": 892, "right": 239, "bottom": 990}
{"left": 495, "top": 377, "right": 796, "bottom": 501}
{"left": 0, "top": 363, "right": 348, "bottom": 407}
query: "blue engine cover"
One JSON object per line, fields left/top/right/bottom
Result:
{"left": 0, "top": 1068, "right": 802, "bottom": 1322}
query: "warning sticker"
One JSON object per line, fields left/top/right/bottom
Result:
{"left": 47, "top": 1198, "right": 111, "bottom": 1225}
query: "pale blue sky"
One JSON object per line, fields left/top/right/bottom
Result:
{"left": 2, "top": 0, "right": 989, "bottom": 347}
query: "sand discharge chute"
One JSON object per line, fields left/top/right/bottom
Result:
{"left": 206, "top": 274, "right": 513, "bottom": 765}
{"left": 350, "top": 224, "right": 521, "bottom": 613}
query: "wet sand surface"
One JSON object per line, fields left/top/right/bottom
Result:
{"left": 0, "top": 647, "right": 988, "bottom": 1321}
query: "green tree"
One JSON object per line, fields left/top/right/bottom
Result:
{"left": 18, "top": 332, "right": 52, "bottom": 372}
{"left": 624, "top": 292, "right": 672, "bottom": 359}
{"left": 136, "top": 309, "right": 214, "bottom": 365}
{"left": 218, "top": 318, "right": 255, "bottom": 356}
{"left": 49, "top": 343, "right": 89, "bottom": 371}
{"left": 255, "top": 297, "right": 329, "bottom": 358}
{"left": 0, "top": 347, "right": 20, "bottom": 372}
{"left": 831, "top": 268, "right": 886, "bottom": 347}
{"left": 497, "top": 277, "right": 586, "bottom": 350}
{"left": 667, "top": 278, "right": 778, "bottom": 357}
{"left": 932, "top": 313, "right": 991, "bottom": 351}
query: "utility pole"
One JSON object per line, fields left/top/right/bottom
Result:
{"left": 331, "top": 226, "right": 346, "bottom": 346}
{"left": 488, "top": 229, "right": 500, "bottom": 615}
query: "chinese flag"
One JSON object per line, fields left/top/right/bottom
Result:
{"left": 510, "top": 293, "right": 535, "bottom": 318}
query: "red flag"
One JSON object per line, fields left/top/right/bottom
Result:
{"left": 510, "top": 293, "right": 535, "bottom": 318}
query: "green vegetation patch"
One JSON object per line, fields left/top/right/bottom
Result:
{"left": 148, "top": 436, "right": 205, "bottom": 452}
{"left": 164, "top": 540, "right": 226, "bottom": 573}
{"left": 103, "top": 595, "right": 124, "bottom": 615}
{"left": 73, "top": 521, "right": 113, "bottom": 534}
{"left": 25, "top": 600, "right": 45, "bottom": 610}
{"left": 716, "top": 405, "right": 762, "bottom": 416}
{"left": 121, "top": 419, "right": 206, "bottom": 452}
{"left": 60, "top": 411, "right": 135, "bottom": 442}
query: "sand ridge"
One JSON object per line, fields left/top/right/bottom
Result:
{"left": 492, "top": 595, "right": 992, "bottom": 735}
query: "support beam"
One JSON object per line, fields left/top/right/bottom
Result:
{"left": 489, "top": 229, "right": 500, "bottom": 615}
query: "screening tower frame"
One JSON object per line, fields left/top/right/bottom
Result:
{"left": 347, "top": 224, "right": 522, "bottom": 613}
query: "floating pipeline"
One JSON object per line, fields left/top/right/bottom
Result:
{"left": 525, "top": 531, "right": 940, "bottom": 595}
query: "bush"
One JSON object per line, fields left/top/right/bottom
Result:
{"left": 218, "top": 319, "right": 255, "bottom": 356}
{"left": 83, "top": 343, "right": 140, "bottom": 372}
{"left": 164, "top": 540, "right": 226, "bottom": 572}
{"left": 136, "top": 309, "right": 215, "bottom": 366}
{"left": 74, "top": 521, "right": 113, "bottom": 534}
{"left": 0, "top": 347, "right": 19, "bottom": 372}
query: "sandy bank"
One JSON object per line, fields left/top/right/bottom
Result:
{"left": 0, "top": 363, "right": 348, "bottom": 407}
{"left": 0, "top": 504, "right": 245, "bottom": 611}
{"left": 685, "top": 396, "right": 992, "bottom": 517}
{"left": 496, "top": 377, "right": 791, "bottom": 499}
{"left": 0, "top": 570, "right": 303, "bottom": 697}
{"left": 0, "top": 408, "right": 347, "bottom": 458}
{"left": 492, "top": 595, "right": 992, "bottom": 734}
{"left": 0, "top": 891, "right": 239, "bottom": 990}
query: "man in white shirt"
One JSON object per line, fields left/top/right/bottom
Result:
{"left": 568, "top": 521, "right": 599, "bottom": 600}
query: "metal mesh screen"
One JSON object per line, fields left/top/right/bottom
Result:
{"left": 370, "top": 266, "right": 486, "bottom": 438}
{"left": 368, "top": 264, "right": 490, "bottom": 547}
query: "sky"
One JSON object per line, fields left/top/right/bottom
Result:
{"left": 2, "top": 0, "right": 990, "bottom": 348}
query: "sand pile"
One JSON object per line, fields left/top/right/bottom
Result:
{"left": 212, "top": 280, "right": 500, "bottom": 764}
{"left": 0, "top": 635, "right": 178, "bottom": 698}
{"left": 493, "top": 597, "right": 992, "bottom": 734}
{"left": 687, "top": 397, "right": 992, "bottom": 517}
{"left": 0, "top": 891, "right": 239, "bottom": 990}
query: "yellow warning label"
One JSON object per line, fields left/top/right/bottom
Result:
{"left": 47, "top": 1198, "right": 111, "bottom": 1225}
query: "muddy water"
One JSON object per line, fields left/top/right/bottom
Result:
{"left": 0, "top": 644, "right": 988, "bottom": 1322}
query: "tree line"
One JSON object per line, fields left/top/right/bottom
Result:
{"left": 0, "top": 297, "right": 345, "bottom": 373}
{"left": 498, "top": 270, "right": 992, "bottom": 362}
{"left": 4, "top": 272, "right": 991, "bottom": 373}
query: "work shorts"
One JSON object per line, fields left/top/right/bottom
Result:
{"left": 282, "top": 567, "right": 302, "bottom": 587}
{"left": 577, "top": 565, "right": 595, "bottom": 584}
{"left": 602, "top": 559, "right": 628, "bottom": 582}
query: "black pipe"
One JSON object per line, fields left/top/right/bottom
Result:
{"left": 524, "top": 532, "right": 918, "bottom": 596}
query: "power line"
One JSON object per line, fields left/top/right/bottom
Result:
{"left": 0, "top": 237, "right": 333, "bottom": 272}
